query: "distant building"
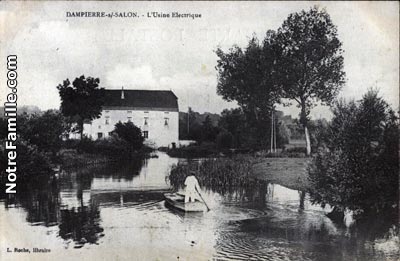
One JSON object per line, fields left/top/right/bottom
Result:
{"left": 83, "top": 89, "right": 179, "bottom": 148}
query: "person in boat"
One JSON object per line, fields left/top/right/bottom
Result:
{"left": 184, "top": 171, "right": 201, "bottom": 203}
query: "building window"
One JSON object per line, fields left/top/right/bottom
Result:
{"left": 164, "top": 118, "right": 169, "bottom": 126}
{"left": 98, "top": 132, "right": 103, "bottom": 139}
{"left": 98, "top": 125, "right": 101, "bottom": 129}
{"left": 127, "top": 110, "right": 132, "bottom": 114}
{"left": 127, "top": 117, "right": 132, "bottom": 122}
{"left": 144, "top": 111, "right": 149, "bottom": 114}
{"left": 143, "top": 131, "right": 149, "bottom": 139}
{"left": 105, "top": 110, "right": 109, "bottom": 114}
{"left": 164, "top": 111, "right": 169, "bottom": 114}
{"left": 105, "top": 116, "right": 110, "bottom": 125}
{"left": 144, "top": 117, "right": 148, "bottom": 125}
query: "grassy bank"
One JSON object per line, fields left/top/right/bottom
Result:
{"left": 252, "top": 157, "right": 310, "bottom": 191}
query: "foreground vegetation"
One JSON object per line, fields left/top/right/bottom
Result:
{"left": 168, "top": 156, "right": 263, "bottom": 194}
{"left": 308, "top": 90, "right": 399, "bottom": 221}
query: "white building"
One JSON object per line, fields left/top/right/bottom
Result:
{"left": 83, "top": 89, "right": 179, "bottom": 148}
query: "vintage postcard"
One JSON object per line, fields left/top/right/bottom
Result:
{"left": 0, "top": 1, "right": 399, "bottom": 261}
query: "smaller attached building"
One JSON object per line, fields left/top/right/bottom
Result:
{"left": 83, "top": 89, "right": 179, "bottom": 148}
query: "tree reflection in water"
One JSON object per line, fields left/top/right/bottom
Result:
{"left": 0, "top": 159, "right": 130, "bottom": 247}
{"left": 2, "top": 177, "right": 61, "bottom": 227}
{"left": 58, "top": 200, "right": 104, "bottom": 248}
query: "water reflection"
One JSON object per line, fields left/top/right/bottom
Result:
{"left": 0, "top": 152, "right": 398, "bottom": 260}
{"left": 59, "top": 200, "right": 104, "bottom": 248}
{"left": 2, "top": 178, "right": 61, "bottom": 227}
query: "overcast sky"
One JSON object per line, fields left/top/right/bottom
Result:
{"left": 1, "top": 1, "right": 398, "bottom": 119}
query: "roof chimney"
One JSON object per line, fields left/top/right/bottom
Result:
{"left": 121, "top": 86, "right": 125, "bottom": 99}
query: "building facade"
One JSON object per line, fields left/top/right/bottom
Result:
{"left": 83, "top": 89, "right": 179, "bottom": 148}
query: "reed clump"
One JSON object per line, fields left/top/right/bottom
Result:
{"left": 167, "top": 156, "right": 265, "bottom": 194}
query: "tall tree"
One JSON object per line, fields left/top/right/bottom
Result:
{"left": 274, "top": 7, "right": 345, "bottom": 155}
{"left": 57, "top": 75, "right": 105, "bottom": 138}
{"left": 216, "top": 35, "right": 282, "bottom": 121}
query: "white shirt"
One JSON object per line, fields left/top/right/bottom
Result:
{"left": 184, "top": 175, "right": 200, "bottom": 193}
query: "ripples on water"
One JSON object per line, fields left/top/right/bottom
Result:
{"left": 0, "top": 152, "right": 398, "bottom": 261}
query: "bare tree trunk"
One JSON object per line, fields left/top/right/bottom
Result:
{"left": 78, "top": 119, "right": 84, "bottom": 140}
{"left": 300, "top": 101, "right": 311, "bottom": 156}
{"left": 270, "top": 110, "right": 274, "bottom": 153}
{"left": 273, "top": 113, "right": 277, "bottom": 152}
{"left": 304, "top": 126, "right": 311, "bottom": 156}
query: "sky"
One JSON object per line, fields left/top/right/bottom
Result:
{"left": 1, "top": 1, "right": 399, "bottom": 119}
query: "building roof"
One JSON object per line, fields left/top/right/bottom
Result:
{"left": 103, "top": 89, "right": 178, "bottom": 111}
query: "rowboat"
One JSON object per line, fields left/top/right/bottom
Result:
{"left": 164, "top": 192, "right": 206, "bottom": 212}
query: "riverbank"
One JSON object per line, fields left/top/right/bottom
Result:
{"left": 252, "top": 157, "right": 310, "bottom": 191}
{"left": 59, "top": 149, "right": 117, "bottom": 168}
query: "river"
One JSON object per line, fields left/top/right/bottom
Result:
{"left": 0, "top": 152, "right": 397, "bottom": 261}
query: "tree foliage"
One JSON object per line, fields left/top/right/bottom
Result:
{"left": 216, "top": 130, "right": 234, "bottom": 149}
{"left": 16, "top": 139, "right": 53, "bottom": 176}
{"left": 201, "top": 115, "right": 220, "bottom": 142}
{"left": 113, "top": 121, "right": 144, "bottom": 151}
{"left": 308, "top": 90, "right": 399, "bottom": 219}
{"left": 216, "top": 35, "right": 282, "bottom": 121}
{"left": 0, "top": 111, "right": 66, "bottom": 178}
{"left": 276, "top": 7, "right": 345, "bottom": 109}
{"left": 18, "top": 110, "right": 69, "bottom": 155}
{"left": 57, "top": 75, "right": 105, "bottom": 137}
{"left": 219, "top": 108, "right": 247, "bottom": 148}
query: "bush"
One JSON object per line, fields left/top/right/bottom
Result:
{"left": 76, "top": 137, "right": 96, "bottom": 154}
{"left": 75, "top": 137, "right": 126, "bottom": 157}
{"left": 0, "top": 138, "right": 54, "bottom": 178}
{"left": 113, "top": 121, "right": 144, "bottom": 151}
{"left": 308, "top": 90, "right": 399, "bottom": 220}
{"left": 73, "top": 121, "right": 146, "bottom": 157}
{"left": 17, "top": 139, "right": 53, "bottom": 176}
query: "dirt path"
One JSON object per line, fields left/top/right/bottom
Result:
{"left": 252, "top": 158, "right": 310, "bottom": 191}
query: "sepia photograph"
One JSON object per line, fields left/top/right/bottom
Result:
{"left": 0, "top": 1, "right": 399, "bottom": 260}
